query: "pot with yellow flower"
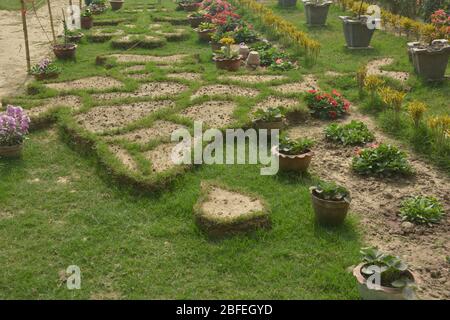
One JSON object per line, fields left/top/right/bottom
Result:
{"left": 213, "top": 37, "right": 242, "bottom": 71}
{"left": 195, "top": 22, "right": 217, "bottom": 42}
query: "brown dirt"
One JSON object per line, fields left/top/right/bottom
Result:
{"left": 92, "top": 82, "right": 189, "bottom": 100}
{"left": 45, "top": 77, "right": 124, "bottom": 91}
{"left": 107, "top": 54, "right": 188, "bottom": 64}
{"left": 144, "top": 142, "right": 180, "bottom": 173}
{"left": 123, "top": 65, "right": 146, "bottom": 73}
{"left": 76, "top": 100, "right": 174, "bottom": 133}
{"left": 0, "top": 0, "right": 67, "bottom": 99}
{"left": 367, "top": 58, "right": 410, "bottom": 82}
{"left": 26, "top": 95, "right": 82, "bottom": 119}
{"left": 167, "top": 72, "right": 201, "bottom": 81}
{"left": 201, "top": 187, "right": 264, "bottom": 219}
{"left": 287, "top": 113, "right": 450, "bottom": 300}
{"left": 107, "top": 120, "right": 186, "bottom": 144}
{"left": 252, "top": 96, "right": 300, "bottom": 112}
{"left": 272, "top": 74, "right": 319, "bottom": 94}
{"left": 191, "top": 84, "right": 259, "bottom": 100}
{"left": 108, "top": 144, "right": 138, "bottom": 172}
{"left": 127, "top": 73, "right": 152, "bottom": 80}
{"left": 180, "top": 101, "right": 237, "bottom": 128}
{"left": 219, "top": 74, "right": 287, "bottom": 83}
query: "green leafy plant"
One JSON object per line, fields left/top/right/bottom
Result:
{"left": 278, "top": 136, "right": 314, "bottom": 155}
{"left": 197, "top": 22, "right": 216, "bottom": 31}
{"left": 304, "top": 89, "right": 350, "bottom": 120}
{"left": 253, "top": 107, "right": 285, "bottom": 122}
{"left": 81, "top": 8, "right": 92, "bottom": 17}
{"left": 359, "top": 247, "right": 414, "bottom": 289}
{"left": 352, "top": 143, "right": 413, "bottom": 176}
{"left": 310, "top": 181, "right": 350, "bottom": 202}
{"left": 400, "top": 196, "right": 445, "bottom": 225}
{"left": 325, "top": 120, "right": 375, "bottom": 146}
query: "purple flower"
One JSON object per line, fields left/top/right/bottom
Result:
{"left": 0, "top": 105, "right": 30, "bottom": 146}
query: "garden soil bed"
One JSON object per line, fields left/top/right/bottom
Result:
{"left": 45, "top": 77, "right": 123, "bottom": 91}
{"left": 366, "top": 58, "right": 410, "bottom": 82}
{"left": 272, "top": 74, "right": 319, "bottom": 94}
{"left": 108, "top": 144, "right": 138, "bottom": 172}
{"left": 92, "top": 82, "right": 188, "bottom": 100}
{"left": 252, "top": 96, "right": 299, "bottom": 112}
{"left": 219, "top": 74, "right": 288, "bottom": 83}
{"left": 180, "top": 101, "right": 237, "bottom": 128}
{"left": 191, "top": 84, "right": 259, "bottom": 100}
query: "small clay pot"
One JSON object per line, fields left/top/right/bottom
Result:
{"left": 196, "top": 28, "right": 216, "bottom": 42}
{"left": 210, "top": 41, "right": 222, "bottom": 51}
{"left": 310, "top": 191, "right": 350, "bottom": 226}
{"left": 109, "top": 0, "right": 124, "bottom": 11}
{"left": 67, "top": 33, "right": 84, "bottom": 43}
{"left": 213, "top": 57, "right": 242, "bottom": 71}
{"left": 0, "top": 144, "right": 23, "bottom": 158}
{"left": 188, "top": 16, "right": 205, "bottom": 28}
{"left": 239, "top": 44, "right": 250, "bottom": 60}
{"left": 246, "top": 51, "right": 260, "bottom": 67}
{"left": 353, "top": 263, "right": 417, "bottom": 300}
{"left": 81, "top": 16, "right": 94, "bottom": 29}
{"left": 253, "top": 119, "right": 285, "bottom": 135}
{"left": 180, "top": 3, "right": 199, "bottom": 12}
{"left": 52, "top": 44, "right": 77, "bottom": 60}
{"left": 33, "top": 72, "right": 60, "bottom": 81}
{"left": 272, "top": 146, "right": 313, "bottom": 172}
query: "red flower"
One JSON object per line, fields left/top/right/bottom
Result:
{"left": 332, "top": 89, "right": 341, "bottom": 97}
{"left": 308, "top": 89, "right": 316, "bottom": 94}
{"left": 328, "top": 111, "right": 337, "bottom": 119}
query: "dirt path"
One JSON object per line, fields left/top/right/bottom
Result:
{"left": 0, "top": 0, "right": 67, "bottom": 101}
{"left": 288, "top": 109, "right": 450, "bottom": 300}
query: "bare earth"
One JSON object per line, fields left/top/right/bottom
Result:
{"left": 0, "top": 0, "right": 67, "bottom": 101}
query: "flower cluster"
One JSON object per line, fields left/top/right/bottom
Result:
{"left": 430, "top": 9, "right": 450, "bottom": 40}
{"left": 30, "top": 58, "right": 60, "bottom": 76}
{"left": 305, "top": 89, "right": 350, "bottom": 119}
{"left": 270, "top": 58, "right": 298, "bottom": 71}
{"left": 0, "top": 105, "right": 30, "bottom": 146}
{"left": 201, "top": 0, "right": 233, "bottom": 18}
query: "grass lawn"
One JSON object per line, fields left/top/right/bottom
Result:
{"left": 0, "top": 0, "right": 45, "bottom": 11}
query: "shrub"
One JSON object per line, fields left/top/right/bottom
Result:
{"left": 407, "top": 101, "right": 427, "bottom": 128}
{"left": 378, "top": 87, "right": 406, "bottom": 122}
{"left": 325, "top": 120, "right": 374, "bottom": 146}
{"left": 400, "top": 196, "right": 445, "bottom": 225}
{"left": 279, "top": 136, "right": 314, "bottom": 155}
{"left": 0, "top": 106, "right": 30, "bottom": 146}
{"left": 310, "top": 181, "right": 350, "bottom": 201}
{"left": 253, "top": 107, "right": 285, "bottom": 122}
{"left": 364, "top": 75, "right": 384, "bottom": 104}
{"left": 352, "top": 143, "right": 413, "bottom": 176}
{"left": 30, "top": 58, "right": 61, "bottom": 76}
{"left": 427, "top": 115, "right": 450, "bottom": 151}
{"left": 304, "top": 89, "right": 350, "bottom": 120}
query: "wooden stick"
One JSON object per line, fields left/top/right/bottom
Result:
{"left": 20, "top": 0, "right": 31, "bottom": 72}
{"left": 47, "top": 0, "right": 56, "bottom": 43}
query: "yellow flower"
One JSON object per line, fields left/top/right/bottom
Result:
{"left": 364, "top": 75, "right": 384, "bottom": 93}
{"left": 407, "top": 101, "right": 427, "bottom": 127}
{"left": 219, "top": 37, "right": 235, "bottom": 46}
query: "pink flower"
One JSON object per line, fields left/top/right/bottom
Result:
{"left": 275, "top": 58, "right": 283, "bottom": 64}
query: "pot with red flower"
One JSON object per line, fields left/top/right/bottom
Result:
{"left": 252, "top": 107, "right": 286, "bottom": 135}
{"left": 0, "top": 105, "right": 30, "bottom": 158}
{"left": 80, "top": 8, "right": 94, "bottom": 29}
{"left": 310, "top": 181, "right": 351, "bottom": 226}
{"left": 304, "top": 89, "right": 350, "bottom": 120}
{"left": 272, "top": 136, "right": 314, "bottom": 172}
{"left": 30, "top": 58, "right": 61, "bottom": 81}
{"left": 52, "top": 20, "right": 77, "bottom": 60}
{"left": 195, "top": 22, "right": 217, "bottom": 42}
{"left": 213, "top": 37, "right": 242, "bottom": 71}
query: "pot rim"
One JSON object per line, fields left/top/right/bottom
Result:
{"left": 303, "top": 0, "right": 332, "bottom": 6}
{"left": 52, "top": 43, "right": 77, "bottom": 50}
{"left": 272, "top": 145, "right": 314, "bottom": 159}
{"left": 213, "top": 55, "right": 242, "bottom": 62}
{"left": 353, "top": 263, "right": 416, "bottom": 293}
{"left": 310, "top": 189, "right": 351, "bottom": 204}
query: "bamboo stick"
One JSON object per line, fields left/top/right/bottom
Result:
{"left": 20, "top": 0, "right": 31, "bottom": 72}
{"left": 47, "top": 0, "right": 56, "bottom": 43}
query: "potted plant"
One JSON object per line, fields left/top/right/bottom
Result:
{"left": 188, "top": 10, "right": 207, "bottom": 28}
{"left": 66, "top": 28, "right": 84, "bottom": 43}
{"left": 109, "top": 0, "right": 124, "bottom": 11}
{"left": 353, "top": 247, "right": 417, "bottom": 300}
{"left": 302, "top": 0, "right": 333, "bottom": 26}
{"left": 409, "top": 10, "right": 450, "bottom": 81}
{"left": 178, "top": 0, "right": 200, "bottom": 12}
{"left": 30, "top": 58, "right": 61, "bottom": 81}
{"left": 278, "top": 0, "right": 297, "bottom": 8}
{"left": 310, "top": 181, "right": 351, "bottom": 226}
{"left": 304, "top": 89, "right": 350, "bottom": 120}
{"left": 52, "top": 19, "right": 77, "bottom": 60}
{"left": 212, "top": 37, "right": 242, "bottom": 71}
{"left": 339, "top": 0, "right": 377, "bottom": 49}
{"left": 0, "top": 105, "right": 30, "bottom": 158}
{"left": 210, "top": 31, "right": 234, "bottom": 51}
{"left": 252, "top": 107, "right": 286, "bottom": 134}
{"left": 272, "top": 136, "right": 314, "bottom": 172}
{"left": 195, "top": 22, "right": 217, "bottom": 42}
{"left": 90, "top": 0, "right": 107, "bottom": 14}
{"left": 80, "top": 8, "right": 94, "bottom": 29}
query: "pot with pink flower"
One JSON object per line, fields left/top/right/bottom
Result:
{"left": 0, "top": 106, "right": 30, "bottom": 158}
{"left": 30, "top": 58, "right": 61, "bottom": 81}
{"left": 304, "top": 89, "right": 350, "bottom": 120}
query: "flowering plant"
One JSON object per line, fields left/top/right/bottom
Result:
{"left": 30, "top": 58, "right": 61, "bottom": 76}
{"left": 201, "top": 0, "right": 233, "bottom": 16}
{"left": 304, "top": 89, "right": 350, "bottom": 119}
{"left": 0, "top": 106, "right": 30, "bottom": 146}
{"left": 430, "top": 9, "right": 450, "bottom": 40}
{"left": 214, "top": 37, "right": 239, "bottom": 59}
{"left": 269, "top": 58, "right": 297, "bottom": 71}
{"left": 278, "top": 136, "right": 314, "bottom": 155}
{"left": 197, "top": 22, "right": 216, "bottom": 31}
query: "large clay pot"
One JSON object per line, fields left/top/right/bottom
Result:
{"left": 278, "top": 0, "right": 297, "bottom": 8}
{"left": 180, "top": 3, "right": 199, "bottom": 12}
{"left": 214, "top": 57, "right": 242, "bottom": 71}
{"left": 52, "top": 44, "right": 77, "bottom": 59}
{"left": 272, "top": 146, "right": 313, "bottom": 172}
{"left": 310, "top": 191, "right": 350, "bottom": 226}
{"left": 303, "top": 1, "right": 332, "bottom": 26}
{"left": 109, "top": 0, "right": 124, "bottom": 11}
{"left": 353, "top": 263, "right": 417, "bottom": 300}
{"left": 411, "top": 41, "right": 450, "bottom": 81}
{"left": 80, "top": 16, "right": 94, "bottom": 29}
{"left": 340, "top": 16, "right": 375, "bottom": 49}
{"left": 188, "top": 16, "right": 205, "bottom": 28}
{"left": 0, "top": 144, "right": 23, "bottom": 158}
{"left": 196, "top": 28, "right": 216, "bottom": 42}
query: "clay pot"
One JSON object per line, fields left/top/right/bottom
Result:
{"left": 196, "top": 28, "right": 216, "bottom": 42}
{"left": 210, "top": 41, "right": 222, "bottom": 51}
{"left": 246, "top": 51, "right": 260, "bottom": 67}
{"left": 180, "top": 3, "right": 199, "bottom": 12}
{"left": 278, "top": 0, "right": 297, "bottom": 7}
{"left": 353, "top": 263, "right": 417, "bottom": 300}
{"left": 214, "top": 57, "right": 242, "bottom": 71}
{"left": 52, "top": 44, "right": 77, "bottom": 59}
{"left": 188, "top": 16, "right": 205, "bottom": 28}
{"left": 0, "top": 144, "right": 23, "bottom": 158}
{"left": 303, "top": 1, "right": 332, "bottom": 26}
{"left": 80, "top": 16, "right": 94, "bottom": 29}
{"left": 67, "top": 33, "right": 84, "bottom": 43}
{"left": 339, "top": 16, "right": 375, "bottom": 49}
{"left": 109, "top": 0, "right": 124, "bottom": 11}
{"left": 33, "top": 72, "right": 60, "bottom": 81}
{"left": 239, "top": 44, "right": 250, "bottom": 60}
{"left": 411, "top": 41, "right": 450, "bottom": 82}
{"left": 272, "top": 146, "right": 313, "bottom": 172}
{"left": 253, "top": 119, "right": 285, "bottom": 135}
{"left": 310, "top": 191, "right": 350, "bottom": 226}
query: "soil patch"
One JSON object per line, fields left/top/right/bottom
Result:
{"left": 367, "top": 58, "right": 409, "bottom": 82}
{"left": 219, "top": 74, "right": 287, "bottom": 83}
{"left": 107, "top": 54, "right": 188, "bottom": 64}
{"left": 92, "top": 82, "right": 188, "bottom": 100}
{"left": 45, "top": 77, "right": 123, "bottom": 91}
{"left": 252, "top": 96, "right": 299, "bottom": 112}
{"left": 144, "top": 142, "right": 180, "bottom": 173}
{"left": 26, "top": 95, "right": 82, "bottom": 118}
{"left": 167, "top": 72, "right": 201, "bottom": 81}
{"left": 191, "top": 84, "right": 259, "bottom": 100}
{"left": 108, "top": 144, "right": 138, "bottom": 172}
{"left": 180, "top": 101, "right": 237, "bottom": 127}
{"left": 272, "top": 74, "right": 319, "bottom": 94}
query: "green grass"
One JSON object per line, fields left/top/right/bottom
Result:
{"left": 0, "top": 0, "right": 363, "bottom": 299}
{"left": 0, "top": 0, "right": 46, "bottom": 11}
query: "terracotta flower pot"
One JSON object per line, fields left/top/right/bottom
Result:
{"left": 272, "top": 146, "right": 313, "bottom": 172}
{"left": 340, "top": 16, "right": 375, "bottom": 49}
{"left": 253, "top": 119, "right": 285, "bottom": 135}
{"left": 180, "top": 3, "right": 199, "bottom": 12}
{"left": 0, "top": 144, "right": 23, "bottom": 158}
{"left": 303, "top": 1, "right": 332, "bottom": 26}
{"left": 278, "top": 0, "right": 297, "bottom": 8}
{"left": 210, "top": 41, "right": 222, "bottom": 51}
{"left": 188, "top": 16, "right": 205, "bottom": 28}
{"left": 353, "top": 263, "right": 416, "bottom": 300}
{"left": 53, "top": 44, "right": 77, "bottom": 60}
{"left": 81, "top": 16, "right": 94, "bottom": 29}
{"left": 411, "top": 42, "right": 450, "bottom": 82}
{"left": 214, "top": 57, "right": 242, "bottom": 71}
{"left": 196, "top": 28, "right": 216, "bottom": 42}
{"left": 109, "top": 0, "right": 124, "bottom": 11}
{"left": 310, "top": 192, "right": 350, "bottom": 226}
{"left": 33, "top": 72, "right": 60, "bottom": 81}
{"left": 67, "top": 33, "right": 84, "bottom": 43}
